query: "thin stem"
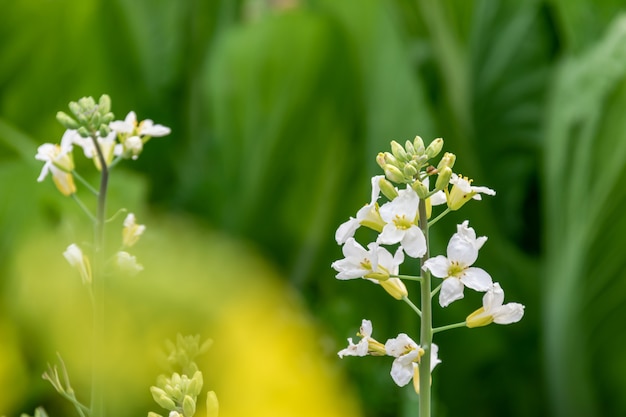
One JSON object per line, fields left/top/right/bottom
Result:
{"left": 72, "top": 170, "right": 99, "bottom": 196}
{"left": 418, "top": 198, "right": 432, "bottom": 417}
{"left": 394, "top": 274, "right": 422, "bottom": 282}
{"left": 402, "top": 296, "right": 422, "bottom": 317}
{"left": 433, "top": 321, "right": 467, "bottom": 334}
{"left": 71, "top": 194, "right": 96, "bottom": 222}
{"left": 431, "top": 283, "right": 442, "bottom": 299}
{"left": 428, "top": 207, "right": 451, "bottom": 228}
{"left": 90, "top": 132, "right": 109, "bottom": 417}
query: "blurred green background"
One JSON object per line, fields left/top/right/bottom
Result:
{"left": 2, "top": 0, "right": 626, "bottom": 416}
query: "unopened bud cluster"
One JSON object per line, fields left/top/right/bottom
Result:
{"left": 57, "top": 95, "right": 114, "bottom": 138}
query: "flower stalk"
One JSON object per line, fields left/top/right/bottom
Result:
{"left": 418, "top": 197, "right": 432, "bottom": 417}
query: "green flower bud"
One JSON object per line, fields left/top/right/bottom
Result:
{"left": 435, "top": 166, "right": 452, "bottom": 191}
{"left": 403, "top": 163, "right": 417, "bottom": 178}
{"left": 411, "top": 180, "right": 429, "bottom": 199}
{"left": 384, "top": 165, "right": 405, "bottom": 183}
{"left": 98, "top": 94, "right": 111, "bottom": 114}
{"left": 150, "top": 386, "right": 176, "bottom": 411}
{"left": 78, "top": 96, "right": 95, "bottom": 111}
{"left": 90, "top": 111, "right": 102, "bottom": 127}
{"left": 56, "top": 111, "right": 79, "bottom": 129}
{"left": 182, "top": 395, "right": 196, "bottom": 417}
{"left": 206, "top": 391, "right": 219, "bottom": 417}
{"left": 376, "top": 152, "right": 387, "bottom": 170}
{"left": 99, "top": 124, "right": 111, "bottom": 137}
{"left": 404, "top": 140, "right": 415, "bottom": 156}
{"left": 437, "top": 152, "right": 456, "bottom": 171}
{"left": 148, "top": 412, "right": 164, "bottom": 417}
{"left": 378, "top": 177, "right": 398, "bottom": 200}
{"left": 390, "top": 140, "right": 409, "bottom": 162}
{"left": 77, "top": 126, "right": 90, "bottom": 138}
{"left": 383, "top": 152, "right": 400, "bottom": 168}
{"left": 425, "top": 138, "right": 444, "bottom": 159}
{"left": 102, "top": 112, "right": 115, "bottom": 124}
{"left": 187, "top": 371, "right": 204, "bottom": 397}
{"left": 68, "top": 101, "right": 81, "bottom": 117}
{"left": 413, "top": 136, "right": 425, "bottom": 154}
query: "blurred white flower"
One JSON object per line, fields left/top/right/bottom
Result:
{"left": 122, "top": 213, "right": 146, "bottom": 248}
{"left": 338, "top": 319, "right": 385, "bottom": 358}
{"left": 63, "top": 243, "right": 91, "bottom": 284}
{"left": 446, "top": 173, "right": 495, "bottom": 210}
{"left": 466, "top": 283, "right": 525, "bottom": 328}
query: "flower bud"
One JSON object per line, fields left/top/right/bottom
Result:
{"left": 378, "top": 177, "right": 398, "bottom": 200}
{"left": 437, "top": 152, "right": 456, "bottom": 171}
{"left": 68, "top": 101, "right": 81, "bottom": 117}
{"left": 148, "top": 412, "right": 164, "bottom": 417}
{"left": 403, "top": 163, "right": 417, "bottom": 179}
{"left": 425, "top": 138, "right": 444, "bottom": 159}
{"left": 77, "top": 126, "right": 90, "bottom": 138}
{"left": 375, "top": 152, "right": 387, "bottom": 170}
{"left": 90, "top": 111, "right": 102, "bottom": 128}
{"left": 390, "top": 140, "right": 408, "bottom": 162}
{"left": 384, "top": 165, "right": 405, "bottom": 183}
{"left": 404, "top": 140, "right": 415, "bottom": 156}
{"left": 99, "top": 124, "right": 112, "bottom": 138}
{"left": 206, "top": 391, "right": 219, "bottom": 417}
{"left": 411, "top": 180, "right": 429, "bottom": 199}
{"left": 182, "top": 395, "right": 196, "bottom": 417}
{"left": 379, "top": 278, "right": 408, "bottom": 300}
{"left": 56, "top": 111, "right": 79, "bottom": 129}
{"left": 150, "top": 386, "right": 176, "bottom": 411}
{"left": 413, "top": 136, "right": 425, "bottom": 154}
{"left": 98, "top": 94, "right": 111, "bottom": 114}
{"left": 187, "top": 371, "right": 204, "bottom": 397}
{"left": 435, "top": 166, "right": 452, "bottom": 191}
{"left": 466, "top": 307, "right": 493, "bottom": 328}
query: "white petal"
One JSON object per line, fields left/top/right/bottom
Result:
{"left": 429, "top": 343, "right": 442, "bottom": 372}
{"left": 493, "top": 303, "right": 525, "bottom": 324}
{"left": 335, "top": 218, "right": 359, "bottom": 244}
{"left": 447, "top": 235, "right": 478, "bottom": 266}
{"left": 482, "top": 282, "right": 505, "bottom": 312}
{"left": 377, "top": 223, "right": 404, "bottom": 245}
{"left": 385, "top": 333, "right": 418, "bottom": 357}
{"left": 439, "top": 278, "right": 465, "bottom": 307}
{"left": 472, "top": 185, "right": 496, "bottom": 196}
{"left": 390, "top": 358, "right": 414, "bottom": 387}
{"left": 461, "top": 267, "right": 493, "bottom": 292}
{"left": 429, "top": 190, "right": 447, "bottom": 206}
{"left": 331, "top": 259, "right": 366, "bottom": 280}
{"left": 401, "top": 226, "right": 427, "bottom": 258}
{"left": 370, "top": 175, "right": 385, "bottom": 204}
{"left": 360, "top": 319, "right": 373, "bottom": 338}
{"left": 422, "top": 256, "right": 450, "bottom": 278}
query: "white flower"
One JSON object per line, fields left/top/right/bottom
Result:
{"left": 73, "top": 131, "right": 123, "bottom": 169}
{"left": 35, "top": 130, "right": 77, "bottom": 196}
{"left": 335, "top": 175, "right": 386, "bottom": 244}
{"left": 466, "top": 283, "right": 525, "bottom": 328}
{"left": 446, "top": 173, "right": 496, "bottom": 210}
{"left": 331, "top": 238, "right": 403, "bottom": 281}
{"left": 385, "top": 334, "right": 440, "bottom": 389}
{"left": 122, "top": 213, "right": 146, "bottom": 247}
{"left": 110, "top": 111, "right": 171, "bottom": 137}
{"left": 338, "top": 319, "right": 385, "bottom": 358}
{"left": 115, "top": 251, "right": 144, "bottom": 276}
{"left": 423, "top": 221, "right": 492, "bottom": 307}
{"left": 63, "top": 244, "right": 92, "bottom": 284}
{"left": 378, "top": 187, "right": 426, "bottom": 258}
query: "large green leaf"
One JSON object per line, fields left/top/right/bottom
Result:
{"left": 544, "top": 14, "right": 626, "bottom": 417}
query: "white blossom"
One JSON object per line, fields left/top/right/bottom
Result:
{"left": 466, "top": 283, "right": 525, "bottom": 328}
{"left": 377, "top": 187, "right": 426, "bottom": 258}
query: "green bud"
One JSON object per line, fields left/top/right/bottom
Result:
{"left": 182, "top": 395, "right": 196, "bottom": 417}
{"left": 98, "top": 94, "right": 111, "bottom": 114}
{"left": 102, "top": 112, "right": 115, "bottom": 124}
{"left": 383, "top": 152, "right": 400, "bottom": 168}
{"left": 376, "top": 152, "right": 387, "bottom": 170}
{"left": 187, "top": 371, "right": 204, "bottom": 397}
{"left": 56, "top": 111, "right": 79, "bottom": 129}
{"left": 150, "top": 386, "right": 176, "bottom": 411}
{"left": 90, "top": 111, "right": 101, "bottom": 127}
{"left": 206, "top": 391, "right": 219, "bottom": 417}
{"left": 435, "top": 166, "right": 452, "bottom": 191}
{"left": 76, "top": 112, "right": 89, "bottom": 125}
{"left": 78, "top": 96, "right": 96, "bottom": 111}
{"left": 413, "top": 136, "right": 425, "bottom": 154}
{"left": 437, "top": 152, "right": 456, "bottom": 171}
{"left": 68, "top": 101, "right": 81, "bottom": 117}
{"left": 390, "top": 140, "right": 408, "bottom": 162}
{"left": 416, "top": 154, "right": 429, "bottom": 166}
{"left": 411, "top": 180, "right": 429, "bottom": 199}
{"left": 384, "top": 165, "right": 405, "bottom": 183}
{"left": 404, "top": 140, "right": 415, "bottom": 156}
{"left": 378, "top": 177, "right": 398, "bottom": 200}
{"left": 77, "top": 126, "right": 90, "bottom": 138}
{"left": 148, "top": 412, "right": 164, "bottom": 417}
{"left": 99, "top": 124, "right": 111, "bottom": 137}
{"left": 425, "top": 138, "right": 444, "bottom": 159}
{"left": 403, "top": 163, "right": 417, "bottom": 178}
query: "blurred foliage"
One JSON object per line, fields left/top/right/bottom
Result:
{"left": 2, "top": 0, "right": 626, "bottom": 416}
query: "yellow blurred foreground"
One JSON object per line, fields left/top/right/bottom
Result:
{"left": 1, "top": 215, "right": 362, "bottom": 417}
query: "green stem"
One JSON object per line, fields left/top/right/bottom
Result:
{"left": 402, "top": 296, "right": 422, "bottom": 317}
{"left": 72, "top": 170, "right": 99, "bottom": 196}
{"left": 394, "top": 274, "right": 422, "bottom": 282}
{"left": 418, "top": 198, "right": 432, "bottom": 417}
{"left": 431, "top": 283, "right": 442, "bottom": 299}
{"left": 90, "top": 132, "right": 109, "bottom": 417}
{"left": 433, "top": 321, "right": 466, "bottom": 334}
{"left": 71, "top": 194, "right": 96, "bottom": 222}
{"left": 428, "top": 207, "right": 451, "bottom": 228}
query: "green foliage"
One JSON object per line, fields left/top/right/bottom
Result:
{"left": 3, "top": 0, "right": 626, "bottom": 416}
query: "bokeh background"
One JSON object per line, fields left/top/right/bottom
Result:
{"left": 2, "top": 0, "right": 626, "bottom": 416}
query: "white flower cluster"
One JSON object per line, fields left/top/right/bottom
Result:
{"left": 331, "top": 136, "right": 524, "bottom": 392}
